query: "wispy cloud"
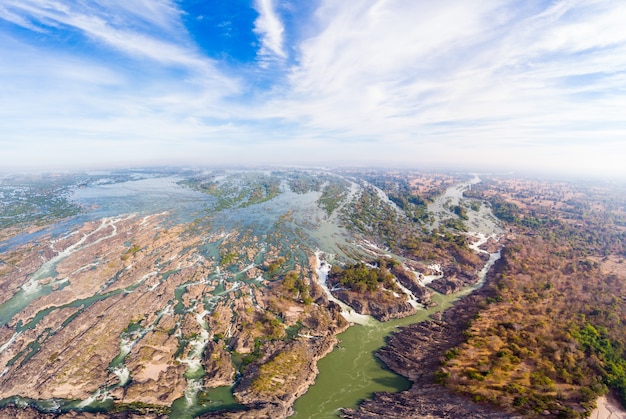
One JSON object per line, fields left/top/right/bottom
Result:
{"left": 249, "top": 0, "right": 626, "bottom": 174}
{"left": 253, "top": 0, "right": 287, "bottom": 61}
{"left": 0, "top": 0, "right": 244, "bottom": 169}
{"left": 0, "top": 0, "right": 235, "bottom": 85}
{"left": 1, "top": 0, "right": 626, "bottom": 175}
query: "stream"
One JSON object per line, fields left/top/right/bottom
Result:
{"left": 292, "top": 175, "right": 503, "bottom": 418}
{"left": 0, "top": 171, "right": 503, "bottom": 418}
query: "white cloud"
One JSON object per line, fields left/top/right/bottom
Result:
{"left": 253, "top": 0, "right": 287, "bottom": 60}
{"left": 1, "top": 0, "right": 626, "bottom": 176}
{"left": 0, "top": 5, "right": 43, "bottom": 31}
{"left": 0, "top": 0, "right": 245, "bottom": 170}
{"left": 246, "top": 0, "right": 626, "bottom": 175}
{"left": 0, "top": 0, "right": 236, "bottom": 88}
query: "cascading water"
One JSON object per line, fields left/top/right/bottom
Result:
{"left": 292, "top": 176, "right": 504, "bottom": 418}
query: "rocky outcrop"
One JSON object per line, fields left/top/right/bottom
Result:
{"left": 341, "top": 383, "right": 521, "bottom": 418}
{"left": 391, "top": 264, "right": 433, "bottom": 305}
{"left": 202, "top": 340, "right": 236, "bottom": 388}
{"left": 342, "top": 272, "right": 521, "bottom": 419}
{"left": 332, "top": 289, "right": 416, "bottom": 321}
{"left": 229, "top": 336, "right": 339, "bottom": 418}
{"left": 428, "top": 264, "right": 478, "bottom": 294}
{"left": 198, "top": 402, "right": 284, "bottom": 419}
{"left": 0, "top": 405, "right": 166, "bottom": 418}
{"left": 427, "top": 276, "right": 464, "bottom": 295}
{"left": 478, "top": 237, "right": 504, "bottom": 254}
{"left": 0, "top": 215, "right": 215, "bottom": 408}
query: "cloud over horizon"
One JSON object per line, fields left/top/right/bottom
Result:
{"left": 1, "top": 0, "right": 625, "bottom": 176}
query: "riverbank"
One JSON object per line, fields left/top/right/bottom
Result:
{"left": 590, "top": 395, "right": 626, "bottom": 419}
{"left": 341, "top": 269, "right": 522, "bottom": 418}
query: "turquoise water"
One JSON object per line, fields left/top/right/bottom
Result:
{"left": 0, "top": 171, "right": 501, "bottom": 418}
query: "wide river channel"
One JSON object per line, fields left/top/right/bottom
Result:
{"left": 292, "top": 176, "right": 503, "bottom": 418}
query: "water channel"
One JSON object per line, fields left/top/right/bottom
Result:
{"left": 0, "top": 171, "right": 502, "bottom": 418}
{"left": 292, "top": 175, "right": 503, "bottom": 418}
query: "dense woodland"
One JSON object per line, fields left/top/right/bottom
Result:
{"left": 329, "top": 259, "right": 399, "bottom": 293}
{"left": 440, "top": 177, "right": 626, "bottom": 418}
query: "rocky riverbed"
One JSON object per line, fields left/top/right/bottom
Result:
{"left": 341, "top": 284, "right": 522, "bottom": 419}
{"left": 0, "top": 169, "right": 515, "bottom": 418}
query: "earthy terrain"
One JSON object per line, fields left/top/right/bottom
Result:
{"left": 0, "top": 210, "right": 349, "bottom": 415}
{"left": 2, "top": 170, "right": 472, "bottom": 418}
{"left": 3, "top": 169, "right": 624, "bottom": 419}
{"left": 346, "top": 174, "right": 626, "bottom": 418}
{"left": 341, "top": 284, "right": 521, "bottom": 419}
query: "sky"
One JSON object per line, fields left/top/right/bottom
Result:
{"left": 1, "top": 0, "right": 626, "bottom": 176}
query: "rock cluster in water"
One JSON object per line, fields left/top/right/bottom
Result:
{"left": 341, "top": 286, "right": 522, "bottom": 418}
{"left": 0, "top": 169, "right": 503, "bottom": 418}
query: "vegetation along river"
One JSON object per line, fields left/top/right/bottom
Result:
{"left": 0, "top": 171, "right": 501, "bottom": 418}
{"left": 292, "top": 176, "right": 503, "bottom": 418}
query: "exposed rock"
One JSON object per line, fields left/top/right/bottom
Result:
{"left": 203, "top": 340, "right": 236, "bottom": 388}
{"left": 427, "top": 276, "right": 464, "bottom": 295}
{"left": 333, "top": 289, "right": 416, "bottom": 321}
{"left": 0, "top": 215, "right": 211, "bottom": 407}
{"left": 232, "top": 336, "right": 338, "bottom": 418}
{"left": 478, "top": 237, "right": 503, "bottom": 254}
{"left": 341, "top": 271, "right": 521, "bottom": 419}
{"left": 341, "top": 383, "right": 521, "bottom": 419}
{"left": 391, "top": 264, "right": 433, "bottom": 305}
{"left": 1, "top": 171, "right": 503, "bottom": 419}
{"left": 444, "top": 264, "right": 477, "bottom": 283}
{"left": 0, "top": 405, "right": 166, "bottom": 418}
{"left": 198, "top": 402, "right": 284, "bottom": 419}
{"left": 428, "top": 263, "right": 479, "bottom": 295}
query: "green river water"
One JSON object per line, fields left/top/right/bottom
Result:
{"left": 0, "top": 172, "right": 502, "bottom": 418}
{"left": 292, "top": 175, "right": 502, "bottom": 418}
{"left": 291, "top": 292, "right": 472, "bottom": 418}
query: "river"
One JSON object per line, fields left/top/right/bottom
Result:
{"left": 0, "top": 171, "right": 501, "bottom": 417}
{"left": 292, "top": 175, "right": 503, "bottom": 418}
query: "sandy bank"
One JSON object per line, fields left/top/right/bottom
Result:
{"left": 590, "top": 395, "right": 626, "bottom": 419}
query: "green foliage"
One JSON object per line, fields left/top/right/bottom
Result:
{"left": 282, "top": 271, "right": 297, "bottom": 291}
{"left": 438, "top": 176, "right": 626, "bottom": 417}
{"left": 318, "top": 180, "right": 349, "bottom": 216}
{"left": 434, "top": 370, "right": 450, "bottom": 384}
{"left": 221, "top": 252, "right": 237, "bottom": 266}
{"left": 286, "top": 172, "right": 325, "bottom": 194}
{"left": 251, "top": 345, "right": 308, "bottom": 393}
{"left": 330, "top": 259, "right": 397, "bottom": 293}
{"left": 490, "top": 199, "right": 546, "bottom": 229}
{"left": 530, "top": 371, "right": 555, "bottom": 391}
{"left": 240, "top": 338, "right": 264, "bottom": 370}
{"left": 357, "top": 172, "right": 430, "bottom": 223}
{"left": 181, "top": 173, "right": 282, "bottom": 210}
{"left": 266, "top": 257, "right": 285, "bottom": 278}
{"left": 444, "top": 217, "right": 468, "bottom": 232}
{"left": 573, "top": 323, "right": 626, "bottom": 406}
{"left": 121, "top": 244, "right": 142, "bottom": 260}
{"left": 465, "top": 369, "right": 485, "bottom": 381}
{"left": 256, "top": 313, "right": 284, "bottom": 340}
{"left": 444, "top": 348, "right": 460, "bottom": 360}
{"left": 282, "top": 271, "right": 313, "bottom": 304}
{"left": 452, "top": 205, "right": 469, "bottom": 220}
{"left": 491, "top": 200, "right": 521, "bottom": 224}
{"left": 343, "top": 187, "right": 409, "bottom": 250}
{"left": 0, "top": 179, "right": 82, "bottom": 229}
{"left": 112, "top": 401, "right": 169, "bottom": 415}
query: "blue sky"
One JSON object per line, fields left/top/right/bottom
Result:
{"left": 1, "top": 0, "right": 625, "bottom": 176}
